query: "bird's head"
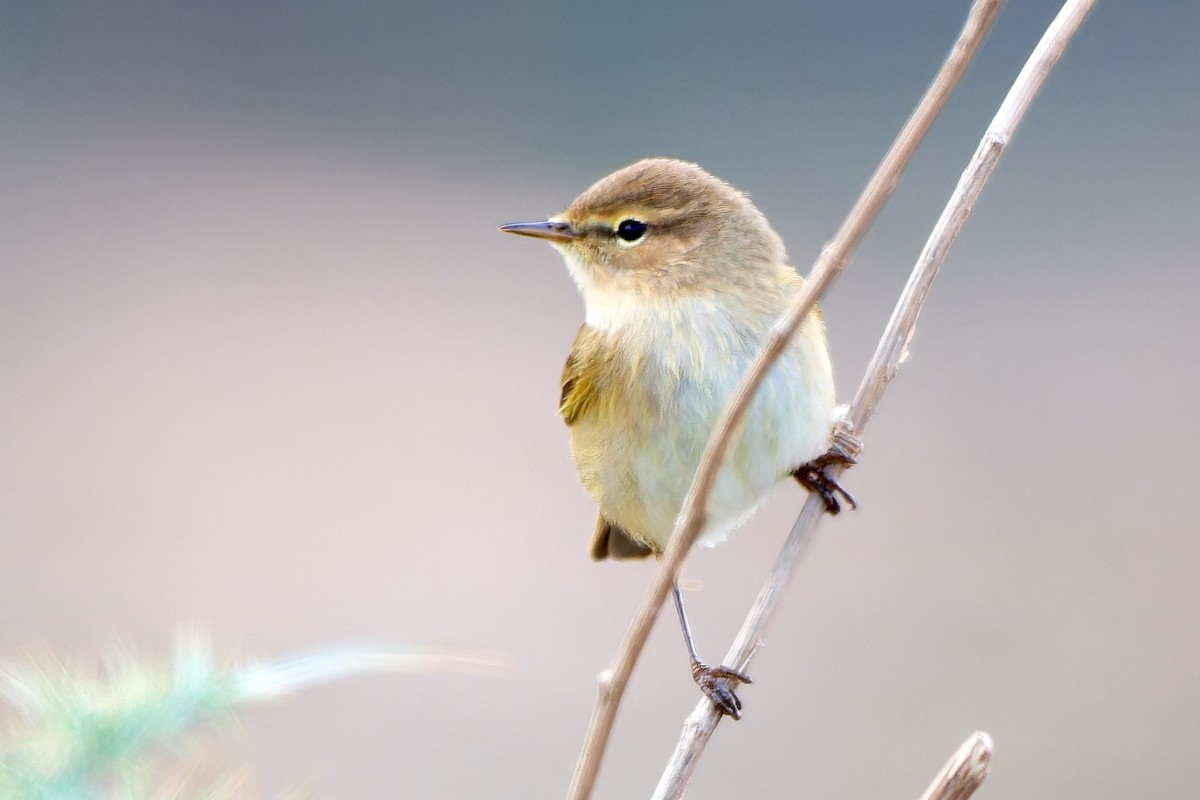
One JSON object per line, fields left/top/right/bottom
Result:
{"left": 501, "top": 158, "right": 793, "bottom": 328}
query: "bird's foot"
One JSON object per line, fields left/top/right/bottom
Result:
{"left": 793, "top": 449, "right": 857, "bottom": 514}
{"left": 691, "top": 661, "right": 752, "bottom": 720}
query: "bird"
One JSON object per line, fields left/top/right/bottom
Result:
{"left": 500, "top": 157, "right": 853, "bottom": 718}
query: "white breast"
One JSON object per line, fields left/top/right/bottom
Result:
{"left": 570, "top": 294, "right": 835, "bottom": 552}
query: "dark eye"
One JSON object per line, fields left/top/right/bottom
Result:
{"left": 615, "top": 219, "right": 648, "bottom": 242}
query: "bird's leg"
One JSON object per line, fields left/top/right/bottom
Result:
{"left": 792, "top": 448, "right": 858, "bottom": 515}
{"left": 672, "top": 582, "right": 752, "bottom": 719}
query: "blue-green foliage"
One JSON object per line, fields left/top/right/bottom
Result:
{"left": 0, "top": 633, "right": 494, "bottom": 798}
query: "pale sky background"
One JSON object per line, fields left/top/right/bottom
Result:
{"left": 2, "top": 1, "right": 1198, "bottom": 797}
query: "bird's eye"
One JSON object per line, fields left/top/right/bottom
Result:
{"left": 615, "top": 219, "right": 648, "bottom": 242}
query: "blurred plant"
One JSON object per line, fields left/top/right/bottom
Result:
{"left": 0, "top": 631, "right": 500, "bottom": 799}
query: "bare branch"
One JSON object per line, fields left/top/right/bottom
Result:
{"left": 565, "top": 2, "right": 1003, "bottom": 797}
{"left": 917, "top": 732, "right": 994, "bottom": 800}
{"left": 652, "top": 1, "right": 1097, "bottom": 796}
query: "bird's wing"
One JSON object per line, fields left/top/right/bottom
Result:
{"left": 560, "top": 324, "right": 604, "bottom": 426}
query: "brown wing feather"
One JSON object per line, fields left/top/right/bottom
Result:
{"left": 590, "top": 515, "right": 655, "bottom": 561}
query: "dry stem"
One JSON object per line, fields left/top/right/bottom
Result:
{"left": 565, "top": 1, "right": 1003, "bottom": 797}
{"left": 917, "top": 732, "right": 994, "bottom": 800}
{"left": 651, "top": 1, "right": 1097, "bottom": 796}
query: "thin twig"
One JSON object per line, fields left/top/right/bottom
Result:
{"left": 652, "top": 1, "right": 1096, "bottom": 796}
{"left": 565, "top": 2, "right": 1002, "bottom": 797}
{"left": 917, "top": 732, "right": 994, "bottom": 800}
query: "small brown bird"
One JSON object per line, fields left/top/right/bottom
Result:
{"left": 501, "top": 158, "right": 852, "bottom": 717}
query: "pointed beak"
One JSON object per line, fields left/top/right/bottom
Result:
{"left": 498, "top": 220, "right": 582, "bottom": 243}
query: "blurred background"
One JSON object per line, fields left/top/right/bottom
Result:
{"left": 2, "top": 0, "right": 1197, "bottom": 796}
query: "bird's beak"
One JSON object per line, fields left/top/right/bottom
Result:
{"left": 499, "top": 220, "right": 582, "bottom": 243}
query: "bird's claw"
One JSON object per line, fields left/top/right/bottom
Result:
{"left": 793, "top": 449, "right": 857, "bottom": 514}
{"left": 691, "top": 661, "right": 752, "bottom": 720}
